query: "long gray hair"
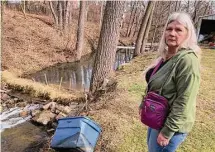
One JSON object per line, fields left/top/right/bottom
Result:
{"left": 144, "top": 12, "right": 201, "bottom": 74}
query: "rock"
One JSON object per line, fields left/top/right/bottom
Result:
{"left": 50, "top": 105, "right": 56, "bottom": 113}
{"left": 1, "top": 94, "right": 10, "bottom": 101}
{"left": 0, "top": 105, "right": 2, "bottom": 113}
{"left": 70, "top": 104, "right": 78, "bottom": 109}
{"left": 16, "top": 102, "right": 27, "bottom": 107}
{"left": 55, "top": 109, "right": 60, "bottom": 114}
{"left": 42, "top": 102, "right": 51, "bottom": 110}
{"left": 19, "top": 110, "right": 29, "bottom": 117}
{"left": 13, "top": 98, "right": 19, "bottom": 102}
{"left": 33, "top": 110, "right": 56, "bottom": 125}
{"left": 43, "top": 102, "right": 56, "bottom": 110}
{"left": 56, "top": 105, "right": 72, "bottom": 114}
{"left": 55, "top": 112, "right": 67, "bottom": 120}
{"left": 68, "top": 110, "right": 77, "bottom": 116}
{"left": 6, "top": 99, "right": 15, "bottom": 105}
{"left": 30, "top": 109, "right": 41, "bottom": 117}
{"left": 70, "top": 102, "right": 78, "bottom": 106}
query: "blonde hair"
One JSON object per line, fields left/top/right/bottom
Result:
{"left": 144, "top": 12, "right": 201, "bottom": 74}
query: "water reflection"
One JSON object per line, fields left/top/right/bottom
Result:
{"left": 29, "top": 49, "right": 134, "bottom": 91}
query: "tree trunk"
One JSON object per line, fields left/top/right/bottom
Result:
{"left": 65, "top": 1, "right": 71, "bottom": 31}
{"left": 134, "top": 1, "right": 155, "bottom": 57}
{"left": 140, "top": 2, "right": 155, "bottom": 53}
{"left": 20, "top": 0, "right": 26, "bottom": 18}
{"left": 192, "top": 1, "right": 201, "bottom": 26}
{"left": 128, "top": 6, "right": 138, "bottom": 38}
{"left": 90, "top": 1, "right": 125, "bottom": 93}
{"left": 126, "top": 2, "right": 135, "bottom": 37}
{"left": 1, "top": 1, "right": 5, "bottom": 14}
{"left": 58, "top": 1, "right": 63, "bottom": 30}
{"left": 177, "top": 1, "right": 181, "bottom": 11}
{"left": 62, "top": 1, "right": 67, "bottom": 30}
{"left": 203, "top": 1, "right": 210, "bottom": 16}
{"left": 49, "top": 1, "right": 58, "bottom": 27}
{"left": 133, "top": 9, "right": 142, "bottom": 38}
{"left": 75, "top": 1, "right": 86, "bottom": 61}
{"left": 68, "top": 2, "right": 73, "bottom": 27}
{"left": 86, "top": 1, "right": 89, "bottom": 22}
{"left": 187, "top": 1, "right": 190, "bottom": 13}
{"left": 174, "top": 1, "right": 178, "bottom": 11}
{"left": 99, "top": 1, "right": 104, "bottom": 30}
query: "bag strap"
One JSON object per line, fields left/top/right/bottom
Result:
{"left": 150, "top": 59, "right": 163, "bottom": 79}
{"left": 158, "top": 61, "right": 176, "bottom": 95}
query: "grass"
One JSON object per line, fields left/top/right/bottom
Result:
{"left": 1, "top": 71, "right": 84, "bottom": 104}
{"left": 2, "top": 47, "right": 214, "bottom": 152}
{"left": 92, "top": 49, "right": 215, "bottom": 152}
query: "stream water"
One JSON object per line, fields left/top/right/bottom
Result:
{"left": 28, "top": 48, "right": 134, "bottom": 91}
{"left": 1, "top": 48, "right": 134, "bottom": 151}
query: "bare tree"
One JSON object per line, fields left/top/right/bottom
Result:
{"left": 65, "top": 1, "right": 71, "bottom": 31}
{"left": 134, "top": 1, "right": 155, "bottom": 57}
{"left": 57, "top": 1, "right": 63, "bottom": 30}
{"left": 126, "top": 1, "right": 136, "bottom": 37}
{"left": 141, "top": 2, "right": 156, "bottom": 53}
{"left": 20, "top": 0, "right": 26, "bottom": 18}
{"left": 75, "top": 1, "right": 86, "bottom": 61}
{"left": 90, "top": 1, "right": 126, "bottom": 93}
{"left": 49, "top": 1, "right": 58, "bottom": 27}
{"left": 99, "top": 1, "right": 105, "bottom": 30}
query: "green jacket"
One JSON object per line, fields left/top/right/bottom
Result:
{"left": 142, "top": 48, "right": 200, "bottom": 139}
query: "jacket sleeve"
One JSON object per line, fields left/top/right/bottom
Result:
{"left": 160, "top": 55, "right": 200, "bottom": 139}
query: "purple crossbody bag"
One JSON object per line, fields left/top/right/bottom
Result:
{"left": 141, "top": 59, "right": 169, "bottom": 130}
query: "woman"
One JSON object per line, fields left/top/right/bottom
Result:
{"left": 139, "top": 12, "right": 201, "bottom": 152}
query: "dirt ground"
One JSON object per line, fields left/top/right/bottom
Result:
{"left": 2, "top": 9, "right": 100, "bottom": 75}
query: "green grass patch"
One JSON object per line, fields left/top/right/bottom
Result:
{"left": 116, "top": 120, "right": 148, "bottom": 152}
{"left": 128, "top": 83, "right": 145, "bottom": 95}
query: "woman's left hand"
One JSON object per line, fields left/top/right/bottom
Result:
{"left": 157, "top": 132, "right": 170, "bottom": 147}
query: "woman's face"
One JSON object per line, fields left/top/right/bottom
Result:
{"left": 165, "top": 20, "right": 188, "bottom": 48}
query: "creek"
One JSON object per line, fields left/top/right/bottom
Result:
{"left": 28, "top": 48, "right": 134, "bottom": 91}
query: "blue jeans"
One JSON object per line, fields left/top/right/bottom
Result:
{"left": 147, "top": 128, "right": 187, "bottom": 152}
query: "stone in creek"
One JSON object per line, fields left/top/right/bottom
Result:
{"left": 6, "top": 99, "right": 15, "bottom": 105}
{"left": 43, "top": 102, "right": 56, "bottom": 110}
{"left": 55, "top": 112, "right": 67, "bottom": 120}
{"left": 16, "top": 102, "right": 27, "bottom": 107}
{"left": 33, "top": 110, "right": 56, "bottom": 125}
{"left": 56, "top": 105, "right": 72, "bottom": 114}
{"left": 19, "top": 110, "right": 29, "bottom": 118}
{"left": 30, "top": 109, "right": 41, "bottom": 117}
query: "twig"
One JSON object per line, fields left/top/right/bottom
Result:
{"left": 69, "top": 77, "right": 72, "bottom": 90}
{"left": 76, "top": 93, "right": 90, "bottom": 116}
{"left": 31, "top": 78, "right": 36, "bottom": 82}
{"left": 44, "top": 73, "right": 48, "bottom": 85}
{"left": 59, "top": 77, "right": 63, "bottom": 90}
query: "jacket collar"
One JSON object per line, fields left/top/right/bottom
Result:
{"left": 148, "top": 48, "right": 195, "bottom": 84}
